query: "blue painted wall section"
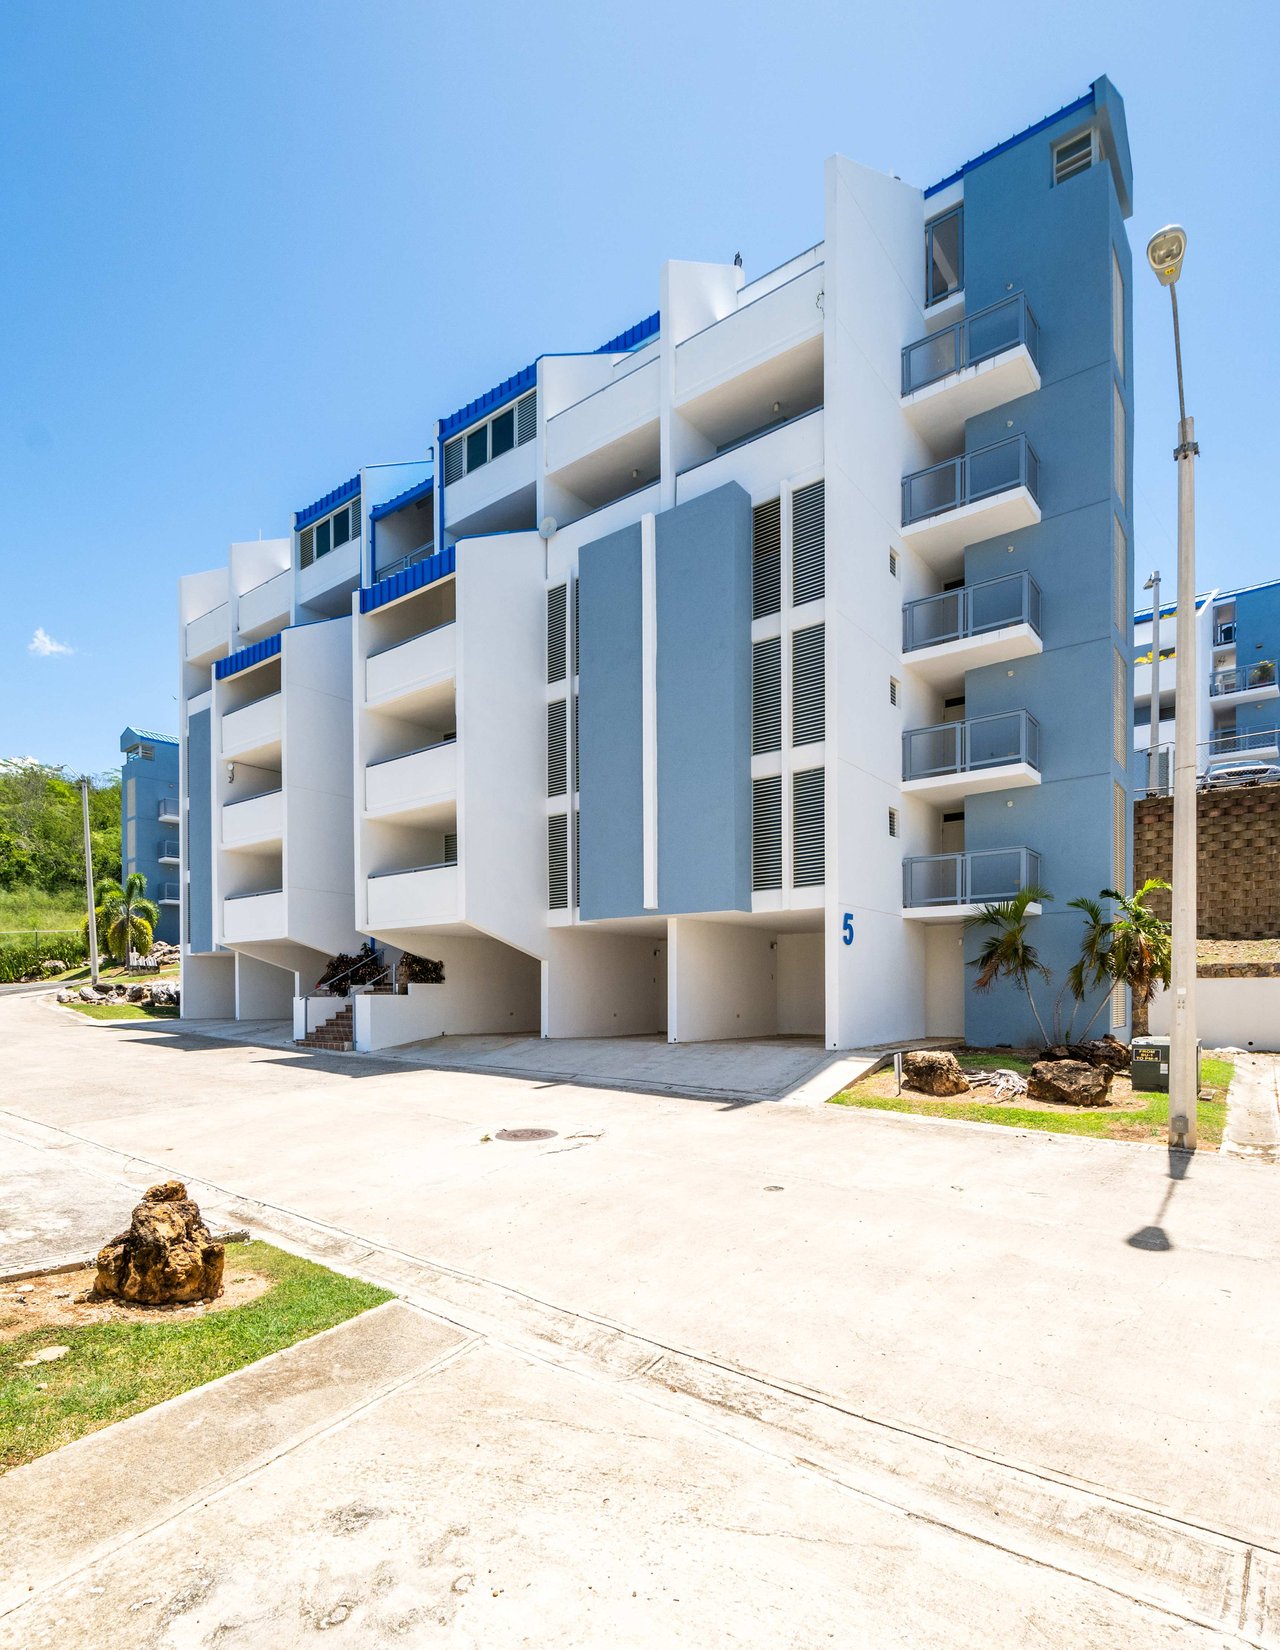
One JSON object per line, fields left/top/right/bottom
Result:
{"left": 655, "top": 483, "right": 752, "bottom": 915}
{"left": 1229, "top": 582, "right": 1280, "bottom": 743}
{"left": 959, "top": 79, "right": 1134, "bottom": 1046}
{"left": 186, "top": 709, "right": 214, "bottom": 954}
{"left": 577, "top": 523, "right": 645, "bottom": 921}
{"left": 120, "top": 729, "right": 180, "bottom": 944}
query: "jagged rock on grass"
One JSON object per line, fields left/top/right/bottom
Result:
{"left": 902, "top": 1049, "right": 970, "bottom": 1097}
{"left": 1040, "top": 1036, "right": 1130, "bottom": 1072}
{"left": 94, "top": 1180, "right": 224, "bottom": 1305}
{"left": 1027, "top": 1059, "right": 1113, "bottom": 1108}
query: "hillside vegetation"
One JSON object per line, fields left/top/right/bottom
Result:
{"left": 0, "top": 764, "right": 120, "bottom": 946}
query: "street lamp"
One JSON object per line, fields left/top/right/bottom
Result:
{"left": 1146, "top": 223, "right": 1198, "bottom": 1149}
{"left": 1143, "top": 570, "right": 1162, "bottom": 796}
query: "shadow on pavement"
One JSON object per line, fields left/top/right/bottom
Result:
{"left": 1126, "top": 1145, "right": 1193, "bottom": 1252}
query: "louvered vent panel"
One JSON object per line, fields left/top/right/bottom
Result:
{"left": 792, "top": 768, "right": 825, "bottom": 887}
{"left": 752, "top": 637, "right": 782, "bottom": 754}
{"left": 792, "top": 479, "right": 825, "bottom": 605}
{"left": 573, "top": 808, "right": 580, "bottom": 908}
{"left": 792, "top": 624, "right": 825, "bottom": 746}
{"left": 547, "top": 700, "right": 568, "bottom": 797}
{"left": 752, "top": 499, "right": 781, "bottom": 619}
{"left": 443, "top": 438, "right": 466, "bottom": 484}
{"left": 516, "top": 391, "right": 538, "bottom": 446}
{"left": 752, "top": 776, "right": 783, "bottom": 891}
{"left": 348, "top": 498, "right": 361, "bottom": 541}
{"left": 572, "top": 578, "right": 580, "bottom": 676}
{"left": 443, "top": 832, "right": 458, "bottom": 865}
{"left": 299, "top": 525, "right": 314, "bottom": 568}
{"left": 1113, "top": 779, "right": 1126, "bottom": 890}
{"left": 547, "top": 584, "right": 567, "bottom": 683}
{"left": 572, "top": 693, "right": 579, "bottom": 793}
{"left": 548, "top": 814, "right": 568, "bottom": 909}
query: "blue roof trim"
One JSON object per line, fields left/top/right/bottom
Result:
{"left": 120, "top": 726, "right": 178, "bottom": 750}
{"left": 595, "top": 311, "right": 660, "bottom": 354}
{"left": 295, "top": 474, "right": 360, "bottom": 529}
{"left": 215, "top": 632, "right": 282, "bottom": 680}
{"left": 369, "top": 475, "right": 435, "bottom": 522}
{"left": 924, "top": 88, "right": 1094, "bottom": 198}
{"left": 440, "top": 364, "right": 537, "bottom": 442}
{"left": 360, "top": 545, "right": 457, "bottom": 614}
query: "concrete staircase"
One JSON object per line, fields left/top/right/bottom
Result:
{"left": 298, "top": 1003, "right": 354, "bottom": 1052}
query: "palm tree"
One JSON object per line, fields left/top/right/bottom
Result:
{"left": 83, "top": 873, "right": 159, "bottom": 967}
{"left": 1100, "top": 879, "right": 1171, "bottom": 1036}
{"left": 964, "top": 885, "right": 1053, "bottom": 1049}
{"left": 1060, "top": 895, "right": 1113, "bottom": 1042}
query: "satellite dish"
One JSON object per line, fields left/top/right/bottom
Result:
{"left": 538, "top": 516, "right": 558, "bottom": 540}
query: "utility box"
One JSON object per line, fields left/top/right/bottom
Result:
{"left": 1131, "top": 1037, "right": 1201, "bottom": 1093}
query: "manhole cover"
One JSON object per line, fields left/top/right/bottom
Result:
{"left": 494, "top": 1128, "right": 558, "bottom": 1143}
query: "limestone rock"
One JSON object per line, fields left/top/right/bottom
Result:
{"left": 41, "top": 959, "right": 67, "bottom": 975}
{"left": 902, "top": 1049, "right": 970, "bottom": 1097}
{"left": 126, "top": 984, "right": 146, "bottom": 1002}
{"left": 147, "top": 981, "right": 179, "bottom": 1008}
{"left": 1028, "top": 1059, "right": 1113, "bottom": 1107}
{"left": 1083, "top": 1035, "right": 1130, "bottom": 1072}
{"left": 94, "top": 1181, "right": 224, "bottom": 1304}
{"left": 78, "top": 985, "right": 99, "bottom": 1002}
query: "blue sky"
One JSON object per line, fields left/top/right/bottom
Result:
{"left": 2, "top": 0, "right": 1275, "bottom": 774}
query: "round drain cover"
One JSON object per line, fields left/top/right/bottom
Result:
{"left": 494, "top": 1128, "right": 557, "bottom": 1143}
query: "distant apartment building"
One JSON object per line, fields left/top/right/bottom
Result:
{"left": 119, "top": 728, "right": 180, "bottom": 944}
{"left": 178, "top": 78, "right": 1135, "bottom": 1049}
{"left": 1133, "top": 578, "right": 1280, "bottom": 784}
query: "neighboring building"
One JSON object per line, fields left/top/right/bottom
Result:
{"left": 180, "top": 78, "right": 1135, "bottom": 1049}
{"left": 119, "top": 728, "right": 180, "bottom": 944}
{"left": 1133, "top": 578, "right": 1280, "bottom": 785}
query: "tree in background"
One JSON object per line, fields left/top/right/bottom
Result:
{"left": 0, "top": 763, "right": 119, "bottom": 892}
{"left": 84, "top": 873, "right": 159, "bottom": 965}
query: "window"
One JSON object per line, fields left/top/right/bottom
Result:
{"left": 889, "top": 677, "right": 899, "bottom": 708}
{"left": 752, "top": 498, "right": 781, "bottom": 619}
{"left": 889, "top": 549, "right": 899, "bottom": 579}
{"left": 1054, "top": 129, "right": 1098, "bottom": 185}
{"left": 888, "top": 808, "right": 899, "bottom": 838}
{"left": 752, "top": 776, "right": 782, "bottom": 891}
{"left": 792, "top": 624, "right": 825, "bottom": 745}
{"left": 443, "top": 390, "right": 537, "bottom": 485}
{"left": 792, "top": 479, "right": 825, "bottom": 605}
{"left": 1111, "top": 247, "right": 1125, "bottom": 375}
{"left": 125, "top": 743, "right": 154, "bottom": 762}
{"left": 298, "top": 498, "right": 360, "bottom": 568}
{"left": 1113, "top": 382, "right": 1126, "bottom": 506}
{"left": 547, "top": 585, "right": 567, "bottom": 684}
{"left": 752, "top": 637, "right": 782, "bottom": 754}
{"left": 1113, "top": 517, "right": 1128, "bottom": 635}
{"left": 792, "top": 768, "right": 825, "bottom": 887}
{"left": 548, "top": 814, "right": 568, "bottom": 909}
{"left": 925, "top": 206, "right": 963, "bottom": 305}
{"left": 1113, "top": 649, "right": 1128, "bottom": 764}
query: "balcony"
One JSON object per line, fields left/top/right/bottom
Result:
{"left": 903, "top": 848, "right": 1043, "bottom": 921}
{"left": 157, "top": 839, "right": 180, "bottom": 865}
{"left": 222, "top": 691, "right": 282, "bottom": 759}
{"left": 365, "top": 739, "right": 457, "bottom": 820}
{"left": 366, "top": 863, "right": 459, "bottom": 930}
{"left": 546, "top": 357, "right": 660, "bottom": 481}
{"left": 902, "top": 572, "right": 1042, "bottom": 684}
{"left": 158, "top": 882, "right": 180, "bottom": 906}
{"left": 222, "top": 788, "right": 284, "bottom": 850}
{"left": 222, "top": 889, "right": 285, "bottom": 944}
{"left": 1208, "top": 726, "right": 1280, "bottom": 762}
{"left": 900, "top": 436, "right": 1041, "bottom": 573}
{"left": 1209, "top": 662, "right": 1278, "bottom": 706}
{"left": 901, "top": 294, "right": 1041, "bottom": 443}
{"left": 185, "top": 602, "right": 229, "bottom": 662}
{"left": 157, "top": 798, "right": 179, "bottom": 823}
{"left": 902, "top": 710, "right": 1041, "bottom": 805}
{"left": 365, "top": 621, "right": 456, "bottom": 708}
{"left": 238, "top": 568, "right": 292, "bottom": 641}
{"left": 675, "top": 263, "right": 824, "bottom": 406}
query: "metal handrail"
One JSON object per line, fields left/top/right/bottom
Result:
{"left": 903, "top": 847, "right": 1041, "bottom": 907}
{"left": 901, "top": 291, "right": 1039, "bottom": 395}
{"left": 365, "top": 617, "right": 456, "bottom": 663}
{"left": 224, "top": 785, "right": 282, "bottom": 806}
{"left": 901, "top": 434, "right": 1040, "bottom": 528}
{"left": 903, "top": 710, "right": 1041, "bottom": 781}
{"left": 366, "top": 734, "right": 456, "bottom": 769}
{"left": 224, "top": 887, "right": 282, "bottom": 900}
{"left": 368, "top": 858, "right": 457, "bottom": 880}
{"left": 1210, "top": 661, "right": 1276, "bottom": 696}
{"left": 902, "top": 572, "right": 1042, "bottom": 652}
{"left": 1209, "top": 726, "right": 1280, "bottom": 756}
{"left": 316, "top": 947, "right": 385, "bottom": 995}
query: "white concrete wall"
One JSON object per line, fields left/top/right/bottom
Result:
{"left": 352, "top": 936, "right": 539, "bottom": 1050}
{"left": 668, "top": 917, "right": 777, "bottom": 1042}
{"left": 543, "top": 930, "right": 667, "bottom": 1038}
{"left": 924, "top": 923, "right": 966, "bottom": 1037}
{"left": 777, "top": 932, "right": 824, "bottom": 1035}
{"left": 180, "top": 952, "right": 235, "bottom": 1019}
{"left": 1148, "top": 978, "right": 1280, "bottom": 1053}
{"left": 235, "top": 952, "right": 296, "bottom": 1020}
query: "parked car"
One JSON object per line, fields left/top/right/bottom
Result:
{"left": 1199, "top": 762, "right": 1280, "bottom": 790}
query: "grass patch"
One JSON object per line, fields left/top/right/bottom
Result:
{"left": 54, "top": 963, "right": 179, "bottom": 985}
{"left": 0, "top": 1242, "right": 390, "bottom": 1472}
{"left": 66, "top": 1000, "right": 178, "bottom": 1022}
{"left": 0, "top": 888, "right": 86, "bottom": 938}
{"left": 831, "top": 1053, "right": 1234, "bottom": 1148}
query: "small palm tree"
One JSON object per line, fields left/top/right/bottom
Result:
{"left": 964, "top": 885, "right": 1053, "bottom": 1049}
{"left": 1060, "top": 894, "right": 1113, "bottom": 1042}
{"left": 84, "top": 873, "right": 159, "bottom": 967}
{"left": 1101, "top": 879, "right": 1171, "bottom": 1036}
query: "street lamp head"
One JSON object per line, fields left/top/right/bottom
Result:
{"left": 1143, "top": 571, "right": 1159, "bottom": 591}
{"left": 1147, "top": 224, "right": 1187, "bottom": 287}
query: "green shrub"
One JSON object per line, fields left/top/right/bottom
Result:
{"left": 0, "top": 932, "right": 89, "bottom": 984}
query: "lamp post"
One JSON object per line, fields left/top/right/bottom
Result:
{"left": 1144, "top": 569, "right": 1162, "bottom": 795}
{"left": 1147, "top": 224, "right": 1197, "bottom": 1149}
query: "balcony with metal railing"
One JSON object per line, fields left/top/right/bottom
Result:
{"left": 158, "top": 881, "right": 181, "bottom": 905}
{"left": 900, "top": 435, "right": 1040, "bottom": 572}
{"left": 1208, "top": 725, "right": 1280, "bottom": 761}
{"left": 903, "top": 847, "right": 1043, "bottom": 920}
{"left": 157, "top": 839, "right": 180, "bottom": 865}
{"left": 157, "top": 797, "right": 180, "bottom": 823}
{"left": 1209, "top": 661, "right": 1278, "bottom": 704}
{"left": 902, "top": 710, "right": 1041, "bottom": 804}
{"left": 902, "top": 572, "right": 1042, "bottom": 684}
{"left": 901, "top": 294, "right": 1041, "bottom": 443}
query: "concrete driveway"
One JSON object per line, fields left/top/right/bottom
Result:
{"left": 2, "top": 992, "right": 1278, "bottom": 1646}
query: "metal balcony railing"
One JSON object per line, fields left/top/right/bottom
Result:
{"left": 903, "top": 847, "right": 1042, "bottom": 908}
{"left": 1210, "top": 661, "right": 1277, "bottom": 696}
{"left": 901, "top": 292, "right": 1040, "bottom": 396}
{"left": 157, "top": 798, "right": 179, "bottom": 821}
{"left": 902, "top": 572, "right": 1042, "bottom": 652}
{"left": 903, "top": 710, "right": 1041, "bottom": 782}
{"left": 159, "top": 882, "right": 181, "bottom": 902}
{"left": 902, "top": 435, "right": 1040, "bottom": 528}
{"left": 158, "top": 839, "right": 179, "bottom": 861}
{"left": 1209, "top": 726, "right": 1280, "bottom": 757}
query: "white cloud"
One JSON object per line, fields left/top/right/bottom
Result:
{"left": 28, "top": 627, "right": 73, "bottom": 657}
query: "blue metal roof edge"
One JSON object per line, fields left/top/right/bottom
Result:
{"left": 295, "top": 473, "right": 361, "bottom": 530}
{"left": 120, "top": 726, "right": 178, "bottom": 750}
{"left": 924, "top": 87, "right": 1094, "bottom": 199}
{"left": 360, "top": 545, "right": 457, "bottom": 614}
{"left": 439, "top": 364, "right": 537, "bottom": 442}
{"left": 369, "top": 475, "right": 435, "bottom": 522}
{"left": 215, "top": 632, "right": 282, "bottom": 680}
{"left": 594, "top": 311, "right": 660, "bottom": 354}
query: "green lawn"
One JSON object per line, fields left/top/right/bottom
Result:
{"left": 0, "top": 1243, "right": 391, "bottom": 1472}
{"left": 67, "top": 1000, "right": 178, "bottom": 1022}
{"left": 0, "top": 888, "right": 85, "bottom": 941}
{"left": 831, "top": 1055, "right": 1234, "bottom": 1148}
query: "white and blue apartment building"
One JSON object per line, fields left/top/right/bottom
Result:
{"left": 120, "top": 727, "right": 180, "bottom": 945}
{"left": 178, "top": 78, "right": 1135, "bottom": 1051}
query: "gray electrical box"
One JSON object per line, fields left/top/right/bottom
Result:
{"left": 1131, "top": 1037, "right": 1201, "bottom": 1093}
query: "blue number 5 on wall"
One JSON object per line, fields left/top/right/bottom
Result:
{"left": 842, "top": 913, "right": 855, "bottom": 945}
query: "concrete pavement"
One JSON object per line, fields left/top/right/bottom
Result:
{"left": 3, "top": 990, "right": 1279, "bottom": 1645}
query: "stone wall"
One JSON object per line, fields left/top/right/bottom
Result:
{"left": 1134, "top": 783, "right": 1280, "bottom": 939}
